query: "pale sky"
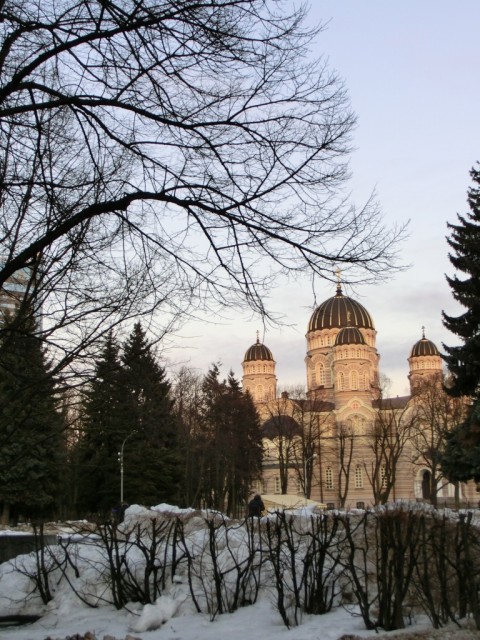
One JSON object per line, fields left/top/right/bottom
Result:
{"left": 165, "top": 1, "right": 480, "bottom": 397}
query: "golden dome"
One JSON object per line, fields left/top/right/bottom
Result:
{"left": 308, "top": 285, "right": 374, "bottom": 332}
{"left": 243, "top": 337, "right": 274, "bottom": 362}
{"left": 410, "top": 331, "right": 440, "bottom": 358}
{"left": 335, "top": 326, "right": 366, "bottom": 346}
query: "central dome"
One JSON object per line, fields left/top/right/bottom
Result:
{"left": 308, "top": 285, "right": 374, "bottom": 332}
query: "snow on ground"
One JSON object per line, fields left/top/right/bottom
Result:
{"left": 0, "top": 598, "right": 383, "bottom": 640}
{"left": 0, "top": 504, "right": 478, "bottom": 640}
{"left": 3, "top": 598, "right": 477, "bottom": 640}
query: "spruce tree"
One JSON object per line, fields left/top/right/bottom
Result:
{"left": 119, "top": 322, "right": 182, "bottom": 507}
{"left": 442, "top": 165, "right": 480, "bottom": 398}
{"left": 223, "top": 373, "right": 263, "bottom": 516}
{"left": 441, "top": 402, "right": 480, "bottom": 483}
{"left": 441, "top": 165, "right": 480, "bottom": 482}
{"left": 0, "top": 306, "right": 64, "bottom": 524}
{"left": 76, "top": 331, "right": 124, "bottom": 514}
{"left": 197, "top": 365, "right": 262, "bottom": 516}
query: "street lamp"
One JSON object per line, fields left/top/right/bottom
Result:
{"left": 118, "top": 430, "right": 137, "bottom": 504}
{"left": 304, "top": 452, "right": 318, "bottom": 499}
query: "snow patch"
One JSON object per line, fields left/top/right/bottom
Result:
{"left": 129, "top": 595, "right": 179, "bottom": 632}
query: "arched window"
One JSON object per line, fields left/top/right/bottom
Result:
{"left": 257, "top": 384, "right": 264, "bottom": 401}
{"left": 317, "top": 363, "right": 326, "bottom": 385}
{"left": 324, "top": 367, "right": 331, "bottom": 386}
{"left": 359, "top": 373, "right": 366, "bottom": 390}
{"left": 351, "top": 370, "right": 358, "bottom": 390}
{"left": 381, "top": 465, "right": 387, "bottom": 488}
{"left": 338, "top": 372, "right": 345, "bottom": 390}
{"left": 325, "top": 467, "right": 333, "bottom": 490}
{"left": 354, "top": 465, "right": 363, "bottom": 489}
{"left": 274, "top": 476, "right": 281, "bottom": 494}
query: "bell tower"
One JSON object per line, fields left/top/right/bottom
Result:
{"left": 242, "top": 333, "right": 277, "bottom": 403}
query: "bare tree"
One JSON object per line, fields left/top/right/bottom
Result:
{"left": 410, "top": 375, "right": 466, "bottom": 507}
{"left": 336, "top": 421, "right": 355, "bottom": 508}
{"left": 365, "top": 398, "right": 417, "bottom": 505}
{"left": 172, "top": 366, "right": 206, "bottom": 508}
{"left": 276, "top": 388, "right": 334, "bottom": 499}
{"left": 262, "top": 394, "right": 302, "bottom": 495}
{"left": 0, "top": 0, "right": 406, "bottom": 374}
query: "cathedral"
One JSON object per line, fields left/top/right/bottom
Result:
{"left": 241, "top": 282, "right": 477, "bottom": 509}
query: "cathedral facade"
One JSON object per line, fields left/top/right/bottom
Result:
{"left": 242, "top": 284, "right": 477, "bottom": 509}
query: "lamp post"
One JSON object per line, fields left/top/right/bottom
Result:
{"left": 118, "top": 430, "right": 137, "bottom": 504}
{"left": 304, "top": 452, "right": 318, "bottom": 499}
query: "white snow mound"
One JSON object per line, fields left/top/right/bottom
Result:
{"left": 129, "top": 595, "right": 179, "bottom": 632}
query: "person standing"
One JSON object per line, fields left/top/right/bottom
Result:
{"left": 248, "top": 494, "right": 265, "bottom": 517}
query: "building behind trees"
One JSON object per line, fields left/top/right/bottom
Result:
{"left": 243, "top": 282, "right": 475, "bottom": 509}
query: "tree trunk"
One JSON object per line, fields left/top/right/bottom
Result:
{"left": 0, "top": 502, "right": 10, "bottom": 525}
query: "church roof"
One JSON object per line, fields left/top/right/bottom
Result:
{"left": 243, "top": 336, "right": 274, "bottom": 362}
{"left": 262, "top": 415, "right": 301, "bottom": 439}
{"left": 335, "top": 326, "right": 366, "bottom": 346}
{"left": 372, "top": 396, "right": 410, "bottom": 409}
{"left": 308, "top": 285, "right": 374, "bottom": 332}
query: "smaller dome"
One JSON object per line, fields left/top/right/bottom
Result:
{"left": 410, "top": 329, "right": 440, "bottom": 358}
{"left": 335, "top": 326, "right": 366, "bottom": 346}
{"left": 244, "top": 336, "right": 274, "bottom": 362}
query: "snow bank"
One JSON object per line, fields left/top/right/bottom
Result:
{"left": 129, "top": 595, "right": 180, "bottom": 632}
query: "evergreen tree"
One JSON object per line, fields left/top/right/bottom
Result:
{"left": 442, "top": 165, "right": 480, "bottom": 399}
{"left": 0, "top": 306, "right": 64, "bottom": 524}
{"left": 197, "top": 365, "right": 263, "bottom": 516}
{"left": 198, "top": 364, "right": 227, "bottom": 510}
{"left": 441, "top": 401, "right": 480, "bottom": 483}
{"left": 441, "top": 165, "right": 480, "bottom": 482}
{"left": 78, "top": 324, "right": 182, "bottom": 513}
{"left": 171, "top": 367, "right": 205, "bottom": 508}
{"left": 119, "top": 323, "right": 182, "bottom": 507}
{"left": 76, "top": 331, "right": 124, "bottom": 514}
{"left": 223, "top": 373, "right": 263, "bottom": 516}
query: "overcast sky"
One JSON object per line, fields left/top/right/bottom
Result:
{"left": 165, "top": 1, "right": 480, "bottom": 397}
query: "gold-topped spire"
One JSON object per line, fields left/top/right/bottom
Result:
{"left": 335, "top": 267, "right": 342, "bottom": 294}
